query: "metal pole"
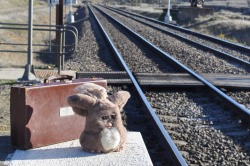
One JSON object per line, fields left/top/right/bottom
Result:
{"left": 20, "top": 0, "right": 37, "bottom": 81}
{"left": 164, "top": 0, "right": 172, "bottom": 22}
{"left": 49, "top": 0, "right": 52, "bottom": 52}
{"left": 67, "top": 0, "right": 74, "bottom": 24}
{"left": 56, "top": 0, "right": 64, "bottom": 74}
{"left": 58, "top": 28, "right": 63, "bottom": 74}
{"left": 167, "top": 0, "right": 171, "bottom": 16}
{"left": 65, "top": 0, "right": 67, "bottom": 20}
{"left": 70, "top": 0, "right": 72, "bottom": 12}
{"left": 61, "top": 25, "right": 65, "bottom": 70}
{"left": 28, "top": 0, "right": 33, "bottom": 65}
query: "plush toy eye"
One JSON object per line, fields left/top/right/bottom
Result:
{"left": 101, "top": 116, "right": 109, "bottom": 120}
{"left": 111, "top": 114, "right": 116, "bottom": 119}
{"left": 101, "top": 114, "right": 116, "bottom": 120}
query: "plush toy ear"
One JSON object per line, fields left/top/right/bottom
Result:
{"left": 71, "top": 106, "right": 88, "bottom": 117}
{"left": 67, "top": 94, "right": 96, "bottom": 116}
{"left": 108, "top": 91, "right": 130, "bottom": 110}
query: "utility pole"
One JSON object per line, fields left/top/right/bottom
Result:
{"left": 20, "top": 0, "right": 38, "bottom": 81}
{"left": 164, "top": 0, "right": 172, "bottom": 22}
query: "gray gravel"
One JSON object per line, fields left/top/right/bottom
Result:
{"left": 1, "top": 4, "right": 250, "bottom": 165}
{"left": 226, "top": 90, "right": 250, "bottom": 109}
{"left": 91, "top": 5, "right": 250, "bottom": 165}
{"left": 0, "top": 83, "right": 15, "bottom": 166}
{"left": 89, "top": 6, "right": 179, "bottom": 73}
{"left": 97, "top": 5, "right": 249, "bottom": 75}
{"left": 65, "top": 5, "right": 121, "bottom": 72}
{"left": 111, "top": 7, "right": 250, "bottom": 63}
{"left": 145, "top": 88, "right": 250, "bottom": 165}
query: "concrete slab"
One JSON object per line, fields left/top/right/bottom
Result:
{"left": 8, "top": 132, "right": 153, "bottom": 166}
{"left": 0, "top": 68, "right": 25, "bottom": 80}
{"left": 0, "top": 68, "right": 76, "bottom": 80}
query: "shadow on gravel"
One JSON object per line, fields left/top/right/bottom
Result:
{"left": 34, "top": 5, "right": 89, "bottom": 66}
{"left": 35, "top": 4, "right": 122, "bottom": 71}
{"left": 64, "top": 5, "right": 89, "bottom": 62}
{"left": 0, "top": 135, "right": 15, "bottom": 161}
{"left": 186, "top": 89, "right": 250, "bottom": 158}
{"left": 87, "top": 6, "right": 124, "bottom": 71}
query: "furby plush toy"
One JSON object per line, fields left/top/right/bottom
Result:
{"left": 67, "top": 83, "right": 130, "bottom": 153}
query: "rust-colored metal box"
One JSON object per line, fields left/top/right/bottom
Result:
{"left": 10, "top": 78, "right": 107, "bottom": 150}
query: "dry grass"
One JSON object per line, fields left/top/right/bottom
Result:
{"left": 184, "top": 10, "right": 250, "bottom": 46}
{"left": 205, "top": 0, "right": 249, "bottom": 7}
{"left": 119, "top": 1, "right": 250, "bottom": 46}
{"left": 0, "top": 0, "right": 58, "bottom": 68}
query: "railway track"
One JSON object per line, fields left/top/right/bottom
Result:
{"left": 96, "top": 5, "right": 250, "bottom": 72}
{"left": 103, "top": 5, "right": 250, "bottom": 63}
{"left": 67, "top": 4, "right": 250, "bottom": 165}
{"left": 1, "top": 3, "right": 249, "bottom": 165}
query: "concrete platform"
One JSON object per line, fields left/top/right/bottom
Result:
{"left": 0, "top": 68, "right": 25, "bottom": 80}
{"left": 0, "top": 68, "right": 76, "bottom": 80}
{"left": 8, "top": 132, "right": 153, "bottom": 166}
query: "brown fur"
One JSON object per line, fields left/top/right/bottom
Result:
{"left": 67, "top": 83, "right": 130, "bottom": 153}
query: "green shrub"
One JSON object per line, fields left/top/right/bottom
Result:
{"left": 218, "top": 33, "right": 226, "bottom": 39}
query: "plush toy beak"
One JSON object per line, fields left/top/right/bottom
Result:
{"left": 106, "top": 122, "right": 113, "bottom": 128}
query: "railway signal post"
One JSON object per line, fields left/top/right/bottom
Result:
{"left": 164, "top": 0, "right": 172, "bottom": 22}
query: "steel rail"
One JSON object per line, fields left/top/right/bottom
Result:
{"left": 104, "top": 5, "right": 250, "bottom": 55}
{"left": 103, "top": 6, "right": 250, "bottom": 66}
{"left": 89, "top": 5, "right": 188, "bottom": 166}
{"left": 93, "top": 6, "right": 250, "bottom": 122}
